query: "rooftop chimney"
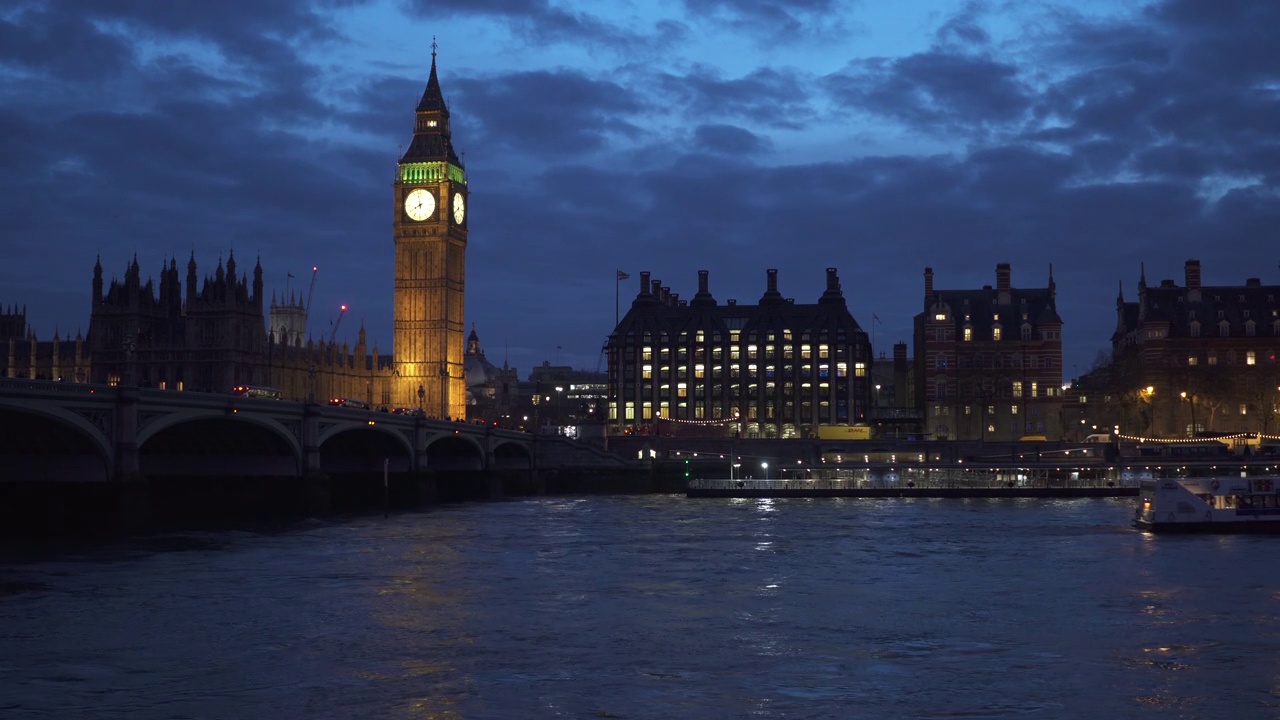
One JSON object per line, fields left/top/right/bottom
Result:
{"left": 1185, "top": 259, "right": 1201, "bottom": 289}
{"left": 640, "top": 271, "right": 651, "bottom": 296}
{"left": 767, "top": 268, "right": 778, "bottom": 293}
{"left": 698, "top": 270, "right": 709, "bottom": 294}
{"left": 996, "top": 263, "right": 1011, "bottom": 291}
{"left": 924, "top": 267, "right": 934, "bottom": 295}
{"left": 819, "top": 267, "right": 843, "bottom": 303}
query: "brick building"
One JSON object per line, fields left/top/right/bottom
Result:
{"left": 914, "top": 263, "right": 1064, "bottom": 440}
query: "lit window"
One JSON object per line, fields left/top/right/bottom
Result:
{"left": 695, "top": 364, "right": 705, "bottom": 379}
{"left": 987, "top": 406, "right": 995, "bottom": 415}
{"left": 964, "top": 327, "right": 972, "bottom": 342}
{"left": 836, "top": 362, "right": 848, "bottom": 377}
{"left": 964, "top": 405, "right": 971, "bottom": 415}
{"left": 642, "top": 364, "right": 652, "bottom": 379}
{"left": 1188, "top": 356, "right": 1198, "bottom": 366}
{"left": 1012, "top": 381, "right": 1023, "bottom": 397}
{"left": 1031, "top": 382, "right": 1038, "bottom": 398}
{"left": 934, "top": 312, "right": 946, "bottom": 321}
{"left": 800, "top": 345, "right": 812, "bottom": 359}
{"left": 1248, "top": 351, "right": 1257, "bottom": 365}
{"left": 993, "top": 327, "right": 1002, "bottom": 341}
{"left": 819, "top": 345, "right": 830, "bottom": 359}
{"left": 1011, "top": 405, "right": 1018, "bottom": 415}
{"left": 677, "top": 383, "right": 687, "bottom": 398}
{"left": 1241, "top": 403, "right": 1249, "bottom": 415}
{"left": 854, "top": 362, "right": 866, "bottom": 377}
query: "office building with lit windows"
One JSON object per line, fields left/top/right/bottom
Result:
{"left": 605, "top": 268, "right": 873, "bottom": 439}
{"left": 913, "top": 263, "right": 1064, "bottom": 441}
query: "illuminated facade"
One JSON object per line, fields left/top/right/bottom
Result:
{"left": 391, "top": 48, "right": 468, "bottom": 418}
{"left": 1107, "top": 259, "right": 1280, "bottom": 437}
{"left": 605, "top": 268, "right": 873, "bottom": 439}
{"left": 913, "top": 263, "right": 1064, "bottom": 441}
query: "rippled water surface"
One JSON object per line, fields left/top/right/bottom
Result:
{"left": 2, "top": 495, "right": 1280, "bottom": 719}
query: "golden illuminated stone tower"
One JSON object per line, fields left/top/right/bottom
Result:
{"left": 393, "top": 46, "right": 468, "bottom": 417}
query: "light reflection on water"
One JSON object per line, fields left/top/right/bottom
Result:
{"left": 1, "top": 495, "right": 1279, "bottom": 719}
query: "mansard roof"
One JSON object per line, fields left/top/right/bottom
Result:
{"left": 612, "top": 269, "right": 868, "bottom": 342}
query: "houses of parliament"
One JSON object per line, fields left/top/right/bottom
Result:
{"left": 2, "top": 52, "right": 475, "bottom": 419}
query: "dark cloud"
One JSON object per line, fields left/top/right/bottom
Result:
{"left": 693, "top": 124, "right": 771, "bottom": 155}
{"left": 399, "top": 0, "right": 646, "bottom": 50}
{"left": 825, "top": 52, "right": 1032, "bottom": 133}
{"left": 456, "top": 70, "right": 642, "bottom": 159}
{"left": 654, "top": 66, "right": 815, "bottom": 129}
{"left": 678, "top": 0, "right": 848, "bottom": 39}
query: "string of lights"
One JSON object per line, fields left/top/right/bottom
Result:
{"left": 1115, "top": 431, "right": 1280, "bottom": 443}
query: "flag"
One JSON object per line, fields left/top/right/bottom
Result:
{"left": 872, "top": 313, "right": 881, "bottom": 323}
{"left": 617, "top": 270, "right": 630, "bottom": 281}
{"left": 287, "top": 272, "right": 294, "bottom": 278}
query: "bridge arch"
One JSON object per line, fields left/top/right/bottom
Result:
{"left": 318, "top": 422, "right": 415, "bottom": 474}
{"left": 138, "top": 412, "right": 302, "bottom": 477}
{"left": 0, "top": 401, "right": 113, "bottom": 482}
{"left": 424, "top": 431, "right": 486, "bottom": 471}
{"left": 492, "top": 439, "right": 534, "bottom": 470}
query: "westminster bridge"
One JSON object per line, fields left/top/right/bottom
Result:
{"left": 0, "top": 378, "right": 539, "bottom": 484}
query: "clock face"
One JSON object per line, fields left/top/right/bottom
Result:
{"left": 404, "top": 188, "right": 435, "bottom": 221}
{"left": 452, "top": 192, "right": 466, "bottom": 224}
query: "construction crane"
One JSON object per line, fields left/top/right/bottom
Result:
{"left": 303, "top": 266, "right": 318, "bottom": 337}
{"left": 330, "top": 304, "right": 347, "bottom": 344}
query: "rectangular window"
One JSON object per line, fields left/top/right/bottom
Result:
{"left": 1241, "top": 403, "right": 1249, "bottom": 415}
{"left": 1012, "top": 381, "right": 1023, "bottom": 397}
{"left": 934, "top": 312, "right": 946, "bottom": 321}
{"left": 818, "top": 345, "right": 830, "bottom": 359}
{"left": 993, "top": 327, "right": 1002, "bottom": 341}
{"left": 800, "top": 345, "right": 812, "bottom": 359}
{"left": 642, "top": 365, "right": 652, "bottom": 379}
{"left": 1248, "top": 351, "right": 1257, "bottom": 365}
{"left": 1188, "top": 356, "right": 1198, "bottom": 366}
{"left": 836, "top": 362, "right": 848, "bottom": 378}
{"left": 854, "top": 362, "right": 866, "bottom": 377}
{"left": 1011, "top": 405, "right": 1018, "bottom": 415}
{"left": 677, "top": 383, "right": 687, "bottom": 398}
{"left": 1031, "top": 382, "right": 1038, "bottom": 398}
{"left": 964, "top": 327, "right": 972, "bottom": 342}
{"left": 964, "top": 405, "right": 971, "bottom": 415}
{"left": 694, "top": 364, "right": 705, "bottom": 379}
{"left": 987, "top": 405, "right": 995, "bottom": 416}
{"left": 642, "top": 347, "right": 652, "bottom": 362}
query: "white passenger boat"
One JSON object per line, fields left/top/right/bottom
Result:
{"left": 1134, "top": 476, "right": 1280, "bottom": 532}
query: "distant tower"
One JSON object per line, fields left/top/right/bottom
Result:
{"left": 269, "top": 292, "right": 307, "bottom": 346}
{"left": 393, "top": 41, "right": 469, "bottom": 417}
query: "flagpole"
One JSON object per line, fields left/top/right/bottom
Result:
{"left": 615, "top": 270, "right": 621, "bottom": 328}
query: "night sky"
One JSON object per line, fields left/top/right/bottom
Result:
{"left": 3, "top": 1, "right": 1277, "bottom": 380}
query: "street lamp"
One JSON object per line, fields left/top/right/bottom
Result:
{"left": 761, "top": 461, "right": 769, "bottom": 480}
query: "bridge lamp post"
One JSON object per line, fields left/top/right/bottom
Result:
{"left": 761, "top": 461, "right": 769, "bottom": 480}
{"left": 555, "top": 386, "right": 564, "bottom": 426}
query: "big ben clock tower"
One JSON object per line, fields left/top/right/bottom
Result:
{"left": 393, "top": 44, "right": 468, "bottom": 417}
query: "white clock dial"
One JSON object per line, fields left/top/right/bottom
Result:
{"left": 452, "top": 192, "right": 466, "bottom": 224}
{"left": 404, "top": 188, "right": 435, "bottom": 221}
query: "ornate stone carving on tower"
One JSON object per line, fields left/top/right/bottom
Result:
{"left": 393, "top": 42, "right": 468, "bottom": 418}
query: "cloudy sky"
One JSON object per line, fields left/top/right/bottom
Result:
{"left": 2, "top": 0, "right": 1277, "bottom": 379}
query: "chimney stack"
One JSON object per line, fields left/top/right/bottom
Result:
{"left": 924, "top": 267, "right": 934, "bottom": 295}
{"left": 767, "top": 268, "right": 778, "bottom": 293}
{"left": 1185, "top": 259, "right": 1201, "bottom": 289}
{"left": 640, "top": 271, "right": 651, "bottom": 296}
{"left": 698, "top": 270, "right": 709, "bottom": 294}
{"left": 996, "top": 263, "right": 1011, "bottom": 291}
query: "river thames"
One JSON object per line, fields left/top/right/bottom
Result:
{"left": 2, "top": 494, "right": 1278, "bottom": 719}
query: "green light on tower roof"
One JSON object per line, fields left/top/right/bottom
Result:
{"left": 398, "top": 161, "right": 466, "bottom": 185}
